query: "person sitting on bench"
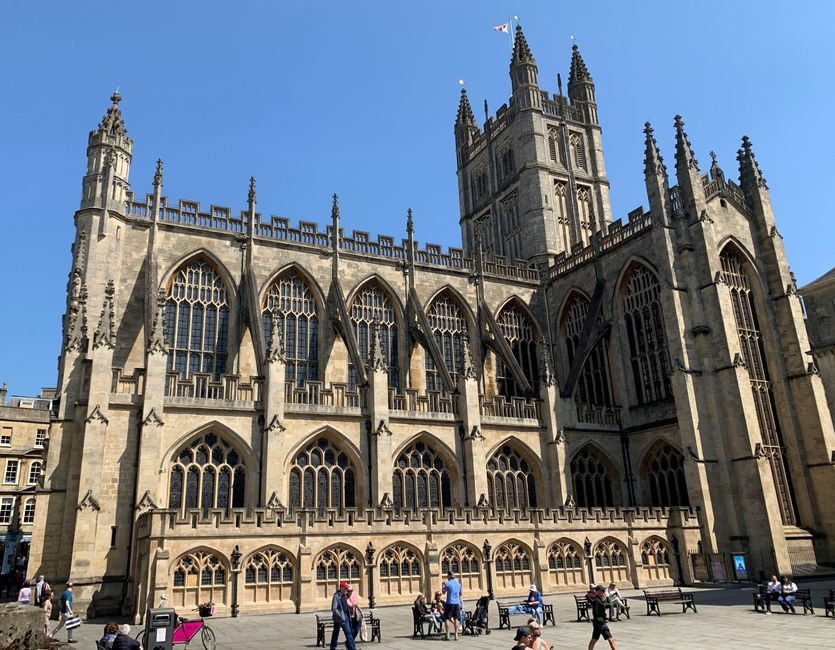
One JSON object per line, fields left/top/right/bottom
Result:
{"left": 415, "top": 594, "right": 442, "bottom": 632}
{"left": 778, "top": 576, "right": 798, "bottom": 614}
{"left": 764, "top": 575, "right": 781, "bottom": 615}
{"left": 508, "top": 585, "right": 544, "bottom": 623}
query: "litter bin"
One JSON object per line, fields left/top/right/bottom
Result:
{"left": 144, "top": 607, "right": 176, "bottom": 650}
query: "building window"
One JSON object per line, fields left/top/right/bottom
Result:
{"left": 392, "top": 440, "right": 451, "bottom": 512}
{"left": 593, "top": 539, "right": 629, "bottom": 583}
{"left": 171, "top": 551, "right": 227, "bottom": 608}
{"left": 378, "top": 544, "right": 422, "bottom": 597}
{"left": 570, "top": 446, "right": 617, "bottom": 508}
{"left": 289, "top": 437, "right": 356, "bottom": 513}
{"left": 3, "top": 460, "right": 19, "bottom": 485}
{"left": 0, "top": 497, "right": 14, "bottom": 524}
{"left": 0, "top": 428, "right": 11, "bottom": 446}
{"left": 34, "top": 429, "right": 46, "bottom": 448}
{"left": 22, "top": 498, "right": 35, "bottom": 525}
{"left": 493, "top": 541, "right": 533, "bottom": 591}
{"left": 548, "top": 128, "right": 560, "bottom": 163}
{"left": 243, "top": 547, "right": 295, "bottom": 603}
{"left": 569, "top": 133, "right": 587, "bottom": 170}
{"left": 262, "top": 270, "right": 319, "bottom": 387}
{"left": 554, "top": 181, "right": 571, "bottom": 251}
{"left": 500, "top": 146, "right": 515, "bottom": 178}
{"left": 562, "top": 293, "right": 613, "bottom": 407}
{"left": 642, "top": 442, "right": 689, "bottom": 507}
{"left": 348, "top": 282, "right": 399, "bottom": 389}
{"left": 425, "top": 294, "right": 468, "bottom": 390}
{"left": 441, "top": 543, "right": 482, "bottom": 591}
{"left": 622, "top": 265, "right": 671, "bottom": 404}
{"left": 314, "top": 546, "right": 361, "bottom": 599}
{"left": 576, "top": 186, "right": 594, "bottom": 245}
{"left": 27, "top": 461, "right": 42, "bottom": 486}
{"left": 721, "top": 246, "right": 796, "bottom": 524}
{"left": 496, "top": 303, "right": 539, "bottom": 398}
{"left": 547, "top": 540, "right": 585, "bottom": 586}
{"left": 168, "top": 433, "right": 246, "bottom": 514}
{"left": 164, "top": 259, "right": 230, "bottom": 381}
{"left": 486, "top": 445, "right": 537, "bottom": 511}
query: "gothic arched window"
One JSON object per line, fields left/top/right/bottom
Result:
{"left": 547, "top": 540, "right": 584, "bottom": 586}
{"left": 496, "top": 304, "right": 539, "bottom": 398}
{"left": 378, "top": 544, "right": 422, "bottom": 596}
{"left": 392, "top": 440, "right": 452, "bottom": 511}
{"left": 425, "top": 294, "right": 468, "bottom": 391}
{"left": 315, "top": 546, "right": 361, "bottom": 599}
{"left": 486, "top": 444, "right": 537, "bottom": 511}
{"left": 494, "top": 541, "right": 533, "bottom": 590}
{"left": 576, "top": 186, "right": 594, "bottom": 245}
{"left": 441, "top": 543, "right": 482, "bottom": 591}
{"left": 622, "top": 265, "right": 671, "bottom": 404}
{"left": 243, "top": 547, "right": 294, "bottom": 604}
{"left": 262, "top": 270, "right": 319, "bottom": 387}
{"left": 570, "top": 133, "right": 587, "bottom": 170}
{"left": 168, "top": 433, "right": 246, "bottom": 514}
{"left": 289, "top": 437, "right": 356, "bottom": 513}
{"left": 562, "top": 294, "right": 613, "bottom": 407}
{"left": 165, "top": 259, "right": 230, "bottom": 380}
{"left": 640, "top": 537, "right": 673, "bottom": 582}
{"left": 349, "top": 282, "right": 399, "bottom": 389}
{"left": 593, "top": 539, "right": 629, "bottom": 582}
{"left": 643, "top": 442, "right": 689, "bottom": 507}
{"left": 720, "top": 247, "right": 796, "bottom": 524}
{"left": 554, "top": 181, "right": 571, "bottom": 251}
{"left": 570, "top": 446, "right": 617, "bottom": 508}
{"left": 171, "top": 551, "right": 227, "bottom": 608}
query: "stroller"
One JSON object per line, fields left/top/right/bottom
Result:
{"left": 464, "top": 596, "right": 491, "bottom": 636}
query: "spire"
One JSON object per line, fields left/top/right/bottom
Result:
{"left": 511, "top": 24, "right": 535, "bottom": 64}
{"left": 368, "top": 318, "right": 388, "bottom": 373}
{"left": 456, "top": 88, "right": 476, "bottom": 126}
{"left": 709, "top": 151, "right": 725, "bottom": 184}
{"left": 265, "top": 314, "right": 286, "bottom": 364}
{"left": 568, "top": 43, "right": 592, "bottom": 85}
{"left": 331, "top": 192, "right": 341, "bottom": 251}
{"left": 248, "top": 176, "right": 256, "bottom": 208}
{"left": 460, "top": 334, "right": 477, "bottom": 381}
{"left": 406, "top": 207, "right": 414, "bottom": 237}
{"left": 738, "top": 136, "right": 768, "bottom": 189}
{"left": 153, "top": 159, "right": 163, "bottom": 190}
{"left": 93, "top": 280, "right": 116, "bottom": 350}
{"left": 539, "top": 337, "right": 557, "bottom": 387}
{"left": 643, "top": 122, "right": 667, "bottom": 179}
{"left": 148, "top": 290, "right": 169, "bottom": 355}
{"left": 674, "top": 115, "right": 700, "bottom": 173}
{"left": 98, "top": 90, "right": 127, "bottom": 137}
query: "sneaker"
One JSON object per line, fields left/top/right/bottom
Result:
{"left": 765, "top": 611, "right": 771, "bottom": 615}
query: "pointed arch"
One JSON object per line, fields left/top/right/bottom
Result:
{"left": 639, "top": 439, "right": 689, "bottom": 507}
{"left": 259, "top": 263, "right": 327, "bottom": 313}
{"left": 638, "top": 535, "right": 673, "bottom": 583}
{"left": 391, "top": 433, "right": 458, "bottom": 511}
{"left": 261, "top": 265, "right": 322, "bottom": 387}
{"left": 162, "top": 252, "right": 232, "bottom": 382}
{"left": 546, "top": 538, "right": 585, "bottom": 587}
{"left": 378, "top": 542, "right": 424, "bottom": 597}
{"left": 560, "top": 291, "right": 613, "bottom": 407}
{"left": 159, "top": 249, "right": 236, "bottom": 297}
{"left": 569, "top": 443, "right": 619, "bottom": 508}
{"left": 170, "top": 546, "right": 229, "bottom": 608}
{"left": 593, "top": 536, "right": 630, "bottom": 583}
{"left": 556, "top": 287, "right": 592, "bottom": 329}
{"left": 618, "top": 261, "right": 672, "bottom": 404}
{"left": 493, "top": 538, "right": 535, "bottom": 592}
{"left": 440, "top": 540, "right": 483, "bottom": 592}
{"left": 285, "top": 427, "right": 361, "bottom": 513}
{"left": 423, "top": 285, "right": 476, "bottom": 330}
{"left": 313, "top": 543, "right": 364, "bottom": 599}
{"left": 242, "top": 545, "right": 296, "bottom": 605}
{"left": 424, "top": 288, "right": 473, "bottom": 390}
{"left": 485, "top": 437, "right": 543, "bottom": 512}
{"left": 494, "top": 297, "right": 540, "bottom": 398}
{"left": 347, "top": 275, "right": 403, "bottom": 389}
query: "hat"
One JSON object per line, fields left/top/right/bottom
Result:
{"left": 529, "top": 584, "right": 538, "bottom": 592}
{"left": 595, "top": 585, "right": 605, "bottom": 592}
{"left": 339, "top": 581, "right": 350, "bottom": 590}
{"left": 514, "top": 626, "right": 533, "bottom": 641}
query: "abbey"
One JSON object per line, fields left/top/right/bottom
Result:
{"left": 31, "top": 26, "right": 835, "bottom": 619}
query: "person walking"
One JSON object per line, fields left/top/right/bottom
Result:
{"left": 511, "top": 626, "right": 533, "bottom": 650}
{"left": 50, "top": 582, "right": 77, "bottom": 643}
{"left": 17, "top": 580, "right": 32, "bottom": 604}
{"left": 34, "top": 575, "right": 45, "bottom": 606}
{"left": 329, "top": 581, "right": 356, "bottom": 650}
{"left": 527, "top": 619, "right": 550, "bottom": 650}
{"left": 588, "top": 585, "right": 617, "bottom": 650}
{"left": 346, "top": 585, "right": 363, "bottom": 640}
{"left": 442, "top": 570, "right": 463, "bottom": 641}
{"left": 42, "top": 592, "right": 52, "bottom": 638}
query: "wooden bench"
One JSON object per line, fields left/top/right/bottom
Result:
{"left": 316, "top": 612, "right": 381, "bottom": 647}
{"left": 643, "top": 588, "right": 697, "bottom": 616}
{"left": 787, "top": 588, "right": 814, "bottom": 615}
{"left": 574, "top": 594, "right": 592, "bottom": 622}
{"left": 824, "top": 590, "right": 835, "bottom": 617}
{"left": 412, "top": 606, "right": 441, "bottom": 638}
{"left": 496, "top": 599, "right": 555, "bottom": 629}
{"left": 752, "top": 584, "right": 772, "bottom": 612}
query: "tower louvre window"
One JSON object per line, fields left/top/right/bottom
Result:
{"left": 500, "top": 146, "right": 515, "bottom": 178}
{"left": 548, "top": 129, "right": 558, "bottom": 162}
{"left": 570, "top": 133, "right": 587, "bottom": 170}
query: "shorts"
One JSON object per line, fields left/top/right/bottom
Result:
{"left": 442, "top": 603, "right": 461, "bottom": 621}
{"left": 592, "top": 623, "right": 612, "bottom": 640}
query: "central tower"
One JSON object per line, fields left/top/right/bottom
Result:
{"left": 455, "top": 27, "right": 612, "bottom": 266}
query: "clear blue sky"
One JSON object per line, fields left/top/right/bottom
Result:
{"left": 1, "top": 1, "right": 833, "bottom": 396}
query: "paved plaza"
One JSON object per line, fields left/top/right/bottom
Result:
{"left": 56, "top": 580, "right": 835, "bottom": 650}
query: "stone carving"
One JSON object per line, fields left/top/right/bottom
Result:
{"left": 539, "top": 337, "right": 557, "bottom": 387}
{"left": 265, "top": 314, "right": 286, "bottom": 364}
{"left": 467, "top": 426, "right": 484, "bottom": 441}
{"left": 554, "top": 429, "right": 567, "bottom": 446}
{"left": 148, "top": 290, "right": 169, "bottom": 355}
{"left": 459, "top": 334, "right": 477, "bottom": 381}
{"left": 375, "top": 420, "right": 392, "bottom": 436}
{"left": 753, "top": 443, "right": 770, "bottom": 460}
{"left": 368, "top": 319, "right": 387, "bottom": 373}
{"left": 477, "top": 494, "right": 490, "bottom": 508}
{"left": 142, "top": 408, "right": 164, "bottom": 427}
{"left": 379, "top": 492, "right": 393, "bottom": 508}
{"left": 77, "top": 489, "right": 101, "bottom": 512}
{"left": 266, "top": 492, "right": 285, "bottom": 511}
{"left": 564, "top": 494, "right": 576, "bottom": 510}
{"left": 807, "top": 362, "right": 820, "bottom": 376}
{"left": 85, "top": 404, "right": 109, "bottom": 425}
{"left": 135, "top": 490, "right": 159, "bottom": 512}
{"left": 262, "top": 414, "right": 286, "bottom": 434}
{"left": 732, "top": 353, "right": 746, "bottom": 369}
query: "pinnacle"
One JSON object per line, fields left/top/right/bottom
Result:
{"left": 248, "top": 176, "right": 256, "bottom": 206}
{"left": 331, "top": 193, "right": 340, "bottom": 220}
{"left": 456, "top": 88, "right": 475, "bottom": 125}
{"left": 569, "top": 42, "right": 592, "bottom": 84}
{"left": 98, "top": 90, "right": 127, "bottom": 137}
{"left": 406, "top": 208, "right": 414, "bottom": 235}
{"left": 643, "top": 121, "right": 666, "bottom": 178}
{"left": 512, "top": 23, "right": 535, "bottom": 64}
{"left": 674, "top": 114, "right": 699, "bottom": 172}
{"left": 738, "top": 136, "right": 767, "bottom": 188}
{"left": 153, "top": 159, "right": 163, "bottom": 189}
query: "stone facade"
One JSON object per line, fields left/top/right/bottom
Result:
{"left": 0, "top": 385, "right": 51, "bottom": 577}
{"left": 29, "top": 27, "right": 835, "bottom": 621}
{"left": 800, "top": 268, "right": 835, "bottom": 427}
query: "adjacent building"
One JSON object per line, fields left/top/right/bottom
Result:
{"left": 801, "top": 268, "right": 835, "bottom": 427}
{"left": 29, "top": 26, "right": 835, "bottom": 620}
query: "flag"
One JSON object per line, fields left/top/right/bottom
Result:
{"left": 494, "top": 23, "right": 509, "bottom": 33}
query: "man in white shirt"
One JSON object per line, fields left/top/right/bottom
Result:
{"left": 764, "top": 575, "right": 781, "bottom": 615}
{"left": 777, "top": 576, "right": 798, "bottom": 614}
{"left": 35, "top": 575, "right": 45, "bottom": 606}
{"left": 604, "top": 583, "right": 628, "bottom": 621}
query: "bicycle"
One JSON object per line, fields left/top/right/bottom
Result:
{"left": 135, "top": 609, "right": 217, "bottom": 650}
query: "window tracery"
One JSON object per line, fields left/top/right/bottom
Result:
{"left": 392, "top": 440, "right": 451, "bottom": 511}
{"left": 288, "top": 437, "right": 356, "bottom": 513}
{"left": 643, "top": 442, "right": 689, "bottom": 507}
{"left": 349, "top": 282, "right": 399, "bottom": 389}
{"left": 378, "top": 544, "right": 422, "bottom": 596}
{"left": 547, "top": 540, "right": 584, "bottom": 586}
{"left": 486, "top": 445, "right": 537, "bottom": 511}
{"left": 425, "top": 294, "right": 467, "bottom": 390}
{"left": 171, "top": 551, "right": 227, "bottom": 608}
{"left": 493, "top": 541, "right": 533, "bottom": 590}
{"left": 496, "top": 304, "right": 539, "bottom": 398}
{"left": 441, "top": 543, "right": 482, "bottom": 591}
{"left": 570, "top": 446, "right": 616, "bottom": 508}
{"left": 168, "top": 433, "right": 245, "bottom": 514}
{"left": 562, "top": 294, "right": 613, "bottom": 407}
{"left": 243, "top": 547, "right": 294, "bottom": 604}
{"left": 593, "top": 539, "right": 629, "bottom": 583}
{"left": 315, "top": 546, "right": 361, "bottom": 599}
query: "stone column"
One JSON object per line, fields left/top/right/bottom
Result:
{"left": 458, "top": 335, "right": 486, "bottom": 506}
{"left": 261, "top": 317, "right": 287, "bottom": 505}
{"left": 367, "top": 322, "right": 392, "bottom": 507}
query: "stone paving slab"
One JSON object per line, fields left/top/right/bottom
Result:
{"left": 56, "top": 581, "right": 835, "bottom": 650}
